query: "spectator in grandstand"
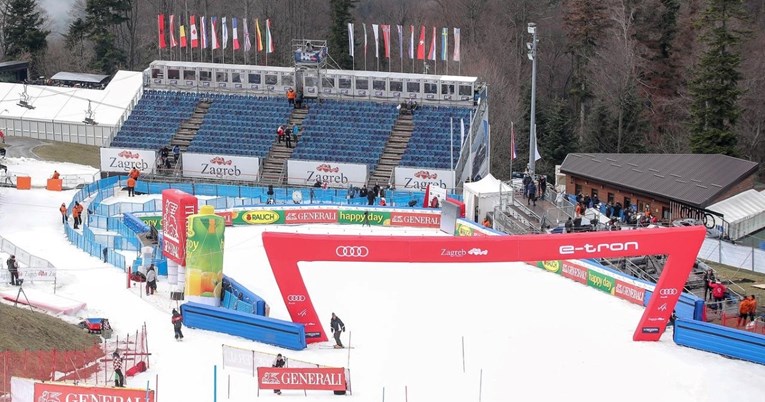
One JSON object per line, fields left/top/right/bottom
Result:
{"left": 295, "top": 90, "right": 304, "bottom": 109}
{"left": 286, "top": 88, "right": 296, "bottom": 106}
{"left": 146, "top": 264, "right": 157, "bottom": 295}
{"left": 522, "top": 175, "right": 532, "bottom": 199}
{"left": 160, "top": 146, "right": 170, "bottom": 160}
{"left": 565, "top": 217, "right": 573, "bottom": 233}
{"left": 366, "top": 188, "right": 376, "bottom": 206}
{"left": 73, "top": 201, "right": 83, "bottom": 229}
{"left": 112, "top": 351, "right": 125, "bottom": 387}
{"left": 613, "top": 202, "right": 622, "bottom": 221}
{"left": 702, "top": 269, "right": 716, "bottom": 301}
{"left": 172, "top": 308, "right": 184, "bottom": 340}
{"left": 127, "top": 175, "right": 136, "bottom": 197}
{"left": 285, "top": 126, "right": 293, "bottom": 148}
{"left": 379, "top": 197, "right": 386, "bottom": 206}
{"left": 172, "top": 145, "right": 180, "bottom": 163}
{"left": 359, "top": 186, "right": 368, "bottom": 198}
{"left": 539, "top": 176, "right": 547, "bottom": 199}
{"left": 6, "top": 255, "right": 19, "bottom": 286}
{"left": 277, "top": 125, "right": 285, "bottom": 143}
{"left": 51, "top": 170, "right": 60, "bottom": 180}
{"left": 373, "top": 183, "right": 381, "bottom": 197}
{"left": 292, "top": 123, "right": 300, "bottom": 143}
{"left": 709, "top": 280, "right": 727, "bottom": 310}
{"left": 59, "top": 202, "right": 68, "bottom": 224}
{"left": 330, "top": 313, "right": 346, "bottom": 348}
{"left": 526, "top": 180, "right": 537, "bottom": 207}
{"left": 272, "top": 354, "right": 286, "bottom": 394}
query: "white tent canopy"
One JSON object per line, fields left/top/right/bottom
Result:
{"left": 463, "top": 173, "right": 512, "bottom": 223}
{"left": 707, "top": 189, "right": 765, "bottom": 240}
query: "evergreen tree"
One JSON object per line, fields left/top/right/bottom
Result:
{"left": 2, "top": 0, "right": 49, "bottom": 75}
{"left": 329, "top": 0, "right": 357, "bottom": 70}
{"left": 539, "top": 97, "right": 577, "bottom": 171}
{"left": 688, "top": 0, "right": 746, "bottom": 156}
{"left": 67, "top": 0, "right": 131, "bottom": 75}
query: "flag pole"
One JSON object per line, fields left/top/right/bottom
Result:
{"left": 510, "top": 121, "right": 514, "bottom": 180}
{"left": 186, "top": 2, "right": 191, "bottom": 62}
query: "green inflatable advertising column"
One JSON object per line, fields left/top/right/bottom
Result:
{"left": 185, "top": 205, "right": 225, "bottom": 306}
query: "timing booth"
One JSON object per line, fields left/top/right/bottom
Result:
{"left": 463, "top": 174, "right": 512, "bottom": 223}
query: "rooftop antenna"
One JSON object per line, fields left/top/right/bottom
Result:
{"left": 17, "top": 83, "right": 35, "bottom": 109}
{"left": 83, "top": 100, "right": 97, "bottom": 125}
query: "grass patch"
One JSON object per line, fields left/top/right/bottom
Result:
{"left": 0, "top": 302, "right": 100, "bottom": 351}
{"left": 32, "top": 141, "right": 100, "bottom": 168}
{"left": 703, "top": 260, "right": 765, "bottom": 304}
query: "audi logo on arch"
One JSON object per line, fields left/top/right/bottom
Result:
{"left": 287, "top": 295, "right": 306, "bottom": 302}
{"left": 335, "top": 246, "right": 369, "bottom": 258}
{"left": 658, "top": 288, "right": 679, "bottom": 296}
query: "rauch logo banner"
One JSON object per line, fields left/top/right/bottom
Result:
{"left": 287, "top": 160, "right": 368, "bottom": 188}
{"left": 394, "top": 167, "right": 455, "bottom": 191}
{"left": 182, "top": 153, "right": 260, "bottom": 181}
{"left": 99, "top": 148, "right": 156, "bottom": 174}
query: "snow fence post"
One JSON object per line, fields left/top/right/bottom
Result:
{"left": 213, "top": 365, "right": 217, "bottom": 402}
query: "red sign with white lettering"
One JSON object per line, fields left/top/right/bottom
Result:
{"left": 390, "top": 212, "right": 441, "bottom": 228}
{"left": 257, "top": 367, "right": 347, "bottom": 391}
{"left": 34, "top": 381, "right": 155, "bottom": 402}
{"left": 284, "top": 209, "right": 338, "bottom": 224}
{"left": 216, "top": 211, "right": 233, "bottom": 226}
{"left": 615, "top": 279, "right": 646, "bottom": 305}
{"left": 561, "top": 261, "right": 588, "bottom": 285}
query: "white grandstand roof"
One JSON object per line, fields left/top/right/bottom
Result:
{"left": 708, "top": 189, "right": 765, "bottom": 239}
{"left": 0, "top": 70, "right": 142, "bottom": 126}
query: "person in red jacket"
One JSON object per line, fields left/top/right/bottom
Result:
{"left": 172, "top": 308, "right": 184, "bottom": 340}
{"left": 709, "top": 280, "right": 727, "bottom": 311}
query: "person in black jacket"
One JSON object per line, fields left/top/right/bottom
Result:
{"left": 366, "top": 188, "right": 376, "bottom": 206}
{"left": 7, "top": 255, "right": 19, "bottom": 286}
{"left": 330, "top": 312, "right": 345, "bottom": 348}
{"left": 272, "top": 354, "right": 286, "bottom": 394}
{"left": 112, "top": 351, "right": 125, "bottom": 387}
{"left": 172, "top": 309, "right": 184, "bottom": 340}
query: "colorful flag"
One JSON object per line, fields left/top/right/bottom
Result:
{"left": 428, "top": 27, "right": 436, "bottom": 61}
{"left": 382, "top": 25, "right": 391, "bottom": 58}
{"left": 170, "top": 15, "right": 177, "bottom": 47}
{"left": 179, "top": 24, "right": 187, "bottom": 48}
{"left": 211, "top": 17, "right": 219, "bottom": 50}
{"left": 510, "top": 123, "right": 517, "bottom": 160}
{"left": 157, "top": 14, "right": 166, "bottom": 49}
{"left": 363, "top": 23, "right": 367, "bottom": 58}
{"left": 243, "top": 18, "right": 252, "bottom": 52}
{"left": 441, "top": 28, "right": 448, "bottom": 61}
{"left": 255, "top": 18, "right": 263, "bottom": 52}
{"left": 232, "top": 17, "right": 240, "bottom": 50}
{"left": 417, "top": 25, "right": 425, "bottom": 60}
{"left": 460, "top": 118, "right": 465, "bottom": 147}
{"left": 222, "top": 17, "right": 228, "bottom": 49}
{"left": 266, "top": 19, "right": 274, "bottom": 53}
{"left": 372, "top": 24, "right": 379, "bottom": 59}
{"left": 201, "top": 16, "right": 207, "bottom": 49}
{"left": 409, "top": 25, "right": 415, "bottom": 59}
{"left": 190, "top": 16, "right": 198, "bottom": 48}
{"left": 453, "top": 28, "right": 461, "bottom": 62}
{"left": 397, "top": 25, "right": 403, "bottom": 60}
{"left": 348, "top": 23, "right": 354, "bottom": 58}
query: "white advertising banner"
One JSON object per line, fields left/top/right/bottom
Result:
{"left": 100, "top": 148, "right": 156, "bottom": 174}
{"left": 182, "top": 153, "right": 260, "bottom": 181}
{"left": 287, "top": 160, "right": 368, "bottom": 188}
{"left": 394, "top": 167, "right": 456, "bottom": 191}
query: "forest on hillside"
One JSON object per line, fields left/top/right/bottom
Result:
{"left": 2, "top": 0, "right": 765, "bottom": 181}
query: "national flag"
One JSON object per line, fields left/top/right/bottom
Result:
{"left": 201, "top": 16, "right": 208, "bottom": 49}
{"left": 417, "top": 25, "right": 425, "bottom": 60}
{"left": 460, "top": 118, "right": 465, "bottom": 147}
{"left": 348, "top": 22, "right": 354, "bottom": 58}
{"left": 382, "top": 25, "right": 391, "bottom": 58}
{"left": 510, "top": 122, "right": 517, "bottom": 160}
{"left": 409, "top": 25, "right": 415, "bottom": 59}
{"left": 170, "top": 15, "right": 177, "bottom": 47}
{"left": 211, "top": 17, "right": 219, "bottom": 49}
{"left": 428, "top": 27, "right": 436, "bottom": 61}
{"left": 255, "top": 18, "right": 263, "bottom": 52}
{"left": 190, "top": 16, "right": 198, "bottom": 48}
{"left": 157, "top": 14, "right": 166, "bottom": 49}
{"left": 372, "top": 24, "right": 379, "bottom": 58}
{"left": 533, "top": 124, "right": 542, "bottom": 161}
{"left": 179, "top": 24, "right": 187, "bottom": 48}
{"left": 363, "top": 23, "right": 367, "bottom": 58}
{"left": 453, "top": 28, "right": 461, "bottom": 61}
{"left": 232, "top": 17, "right": 240, "bottom": 50}
{"left": 266, "top": 19, "right": 274, "bottom": 53}
{"left": 397, "top": 25, "right": 403, "bottom": 60}
{"left": 441, "top": 27, "right": 448, "bottom": 61}
{"left": 222, "top": 17, "right": 228, "bottom": 49}
{"left": 243, "top": 18, "right": 252, "bottom": 52}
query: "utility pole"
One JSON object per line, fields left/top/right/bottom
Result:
{"left": 527, "top": 22, "right": 538, "bottom": 178}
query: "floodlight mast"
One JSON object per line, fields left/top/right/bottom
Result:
{"left": 526, "top": 22, "right": 538, "bottom": 178}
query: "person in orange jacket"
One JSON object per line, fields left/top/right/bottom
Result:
{"left": 129, "top": 168, "right": 140, "bottom": 180}
{"left": 738, "top": 296, "right": 753, "bottom": 327}
{"left": 483, "top": 216, "right": 492, "bottom": 228}
{"left": 72, "top": 201, "right": 83, "bottom": 229}
{"left": 127, "top": 176, "right": 136, "bottom": 197}
{"left": 51, "top": 170, "right": 60, "bottom": 179}
{"left": 59, "top": 203, "right": 68, "bottom": 224}
{"left": 286, "top": 87, "right": 296, "bottom": 106}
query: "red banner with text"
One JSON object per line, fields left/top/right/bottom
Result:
{"left": 34, "top": 381, "right": 155, "bottom": 402}
{"left": 257, "top": 367, "right": 347, "bottom": 391}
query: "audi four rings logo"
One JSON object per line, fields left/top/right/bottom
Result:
{"left": 287, "top": 295, "right": 306, "bottom": 302}
{"left": 336, "top": 246, "right": 369, "bottom": 257}
{"left": 659, "top": 288, "right": 678, "bottom": 296}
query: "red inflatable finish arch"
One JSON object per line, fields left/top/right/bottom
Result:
{"left": 262, "top": 226, "right": 706, "bottom": 343}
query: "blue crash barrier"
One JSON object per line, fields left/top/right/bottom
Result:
{"left": 644, "top": 290, "right": 705, "bottom": 321}
{"left": 123, "top": 212, "right": 150, "bottom": 233}
{"left": 180, "top": 302, "right": 306, "bottom": 350}
{"left": 674, "top": 318, "right": 765, "bottom": 366}
{"left": 222, "top": 275, "right": 267, "bottom": 316}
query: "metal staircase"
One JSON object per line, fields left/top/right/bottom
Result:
{"left": 368, "top": 113, "right": 414, "bottom": 186}
{"left": 158, "top": 99, "right": 212, "bottom": 175}
{"left": 260, "top": 108, "right": 308, "bottom": 184}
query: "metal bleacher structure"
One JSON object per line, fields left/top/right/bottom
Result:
{"left": 109, "top": 41, "right": 484, "bottom": 187}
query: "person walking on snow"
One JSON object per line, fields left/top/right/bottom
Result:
{"left": 112, "top": 351, "right": 125, "bottom": 387}
{"left": 330, "top": 312, "right": 345, "bottom": 348}
{"left": 59, "top": 203, "right": 68, "bottom": 224}
{"left": 6, "top": 255, "right": 19, "bottom": 286}
{"left": 146, "top": 264, "right": 157, "bottom": 295}
{"left": 172, "top": 308, "right": 184, "bottom": 340}
{"left": 272, "top": 354, "right": 286, "bottom": 394}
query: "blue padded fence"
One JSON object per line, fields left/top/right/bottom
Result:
{"left": 644, "top": 290, "right": 705, "bottom": 321}
{"left": 180, "top": 302, "right": 306, "bottom": 351}
{"left": 674, "top": 319, "right": 765, "bottom": 365}
{"left": 222, "top": 275, "right": 267, "bottom": 316}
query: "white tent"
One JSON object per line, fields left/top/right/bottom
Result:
{"left": 707, "top": 189, "right": 765, "bottom": 240}
{"left": 463, "top": 173, "right": 512, "bottom": 223}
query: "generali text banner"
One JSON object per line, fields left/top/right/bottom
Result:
{"left": 100, "top": 147, "right": 156, "bottom": 174}
{"left": 34, "top": 381, "right": 155, "bottom": 402}
{"left": 182, "top": 153, "right": 260, "bottom": 182}
{"left": 257, "top": 367, "right": 347, "bottom": 391}
{"left": 287, "top": 160, "right": 367, "bottom": 188}
{"left": 394, "top": 167, "right": 455, "bottom": 191}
